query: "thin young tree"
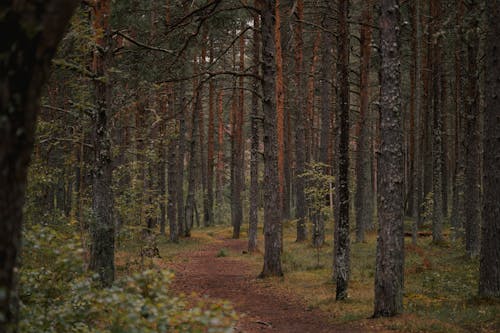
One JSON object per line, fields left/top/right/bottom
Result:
{"left": 373, "top": 0, "right": 405, "bottom": 317}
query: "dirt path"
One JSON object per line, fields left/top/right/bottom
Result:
{"left": 168, "top": 238, "right": 364, "bottom": 333}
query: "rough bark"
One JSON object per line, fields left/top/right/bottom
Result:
{"left": 479, "top": 0, "right": 500, "bottom": 298}
{"left": 373, "top": 0, "right": 405, "bottom": 317}
{"left": 0, "top": 2, "right": 77, "bottom": 330}
{"left": 275, "top": 0, "right": 286, "bottom": 213}
{"left": 176, "top": 78, "right": 187, "bottom": 236}
{"left": 333, "top": 0, "right": 350, "bottom": 301}
{"left": 293, "top": 0, "right": 307, "bottom": 242}
{"left": 216, "top": 89, "right": 225, "bottom": 203}
{"left": 463, "top": 0, "right": 481, "bottom": 257}
{"left": 355, "top": 0, "right": 374, "bottom": 243}
{"left": 249, "top": 8, "right": 261, "bottom": 252}
{"left": 316, "top": 3, "right": 334, "bottom": 248}
{"left": 185, "top": 61, "right": 201, "bottom": 237}
{"left": 259, "top": 0, "right": 283, "bottom": 278}
{"left": 430, "top": 0, "right": 443, "bottom": 243}
{"left": 451, "top": 0, "right": 465, "bottom": 240}
{"left": 206, "top": 41, "right": 216, "bottom": 228}
{"left": 167, "top": 84, "right": 178, "bottom": 242}
{"left": 89, "top": 0, "right": 115, "bottom": 288}
{"left": 411, "top": 0, "right": 423, "bottom": 244}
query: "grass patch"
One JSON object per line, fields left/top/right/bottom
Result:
{"left": 216, "top": 248, "right": 229, "bottom": 257}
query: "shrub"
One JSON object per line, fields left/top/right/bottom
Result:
{"left": 19, "top": 225, "right": 237, "bottom": 332}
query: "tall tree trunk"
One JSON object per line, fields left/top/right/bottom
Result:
{"left": 430, "top": 0, "right": 443, "bottom": 243}
{"left": 463, "top": 0, "right": 481, "bottom": 257}
{"left": 216, "top": 89, "right": 225, "bottom": 204}
{"left": 185, "top": 59, "right": 201, "bottom": 237}
{"left": 176, "top": 79, "right": 187, "bottom": 236}
{"left": 89, "top": 0, "right": 115, "bottom": 287}
{"left": 230, "top": 33, "right": 244, "bottom": 239}
{"left": 333, "top": 0, "right": 350, "bottom": 301}
{"left": 199, "top": 32, "right": 209, "bottom": 228}
{"left": 316, "top": 3, "right": 334, "bottom": 248}
{"left": 355, "top": 0, "right": 374, "bottom": 243}
{"left": 167, "top": 84, "right": 178, "bottom": 242}
{"left": 206, "top": 41, "right": 216, "bottom": 228}
{"left": 479, "top": 0, "right": 500, "bottom": 298}
{"left": 0, "top": 2, "right": 76, "bottom": 330}
{"left": 260, "top": 0, "right": 283, "bottom": 277}
{"left": 373, "top": 0, "right": 404, "bottom": 317}
{"left": 249, "top": 8, "right": 261, "bottom": 252}
{"left": 411, "top": 0, "right": 423, "bottom": 244}
{"left": 305, "top": 32, "right": 321, "bottom": 163}
{"left": 275, "top": 0, "right": 285, "bottom": 214}
{"left": 451, "top": 0, "right": 465, "bottom": 240}
{"left": 293, "top": 0, "right": 307, "bottom": 242}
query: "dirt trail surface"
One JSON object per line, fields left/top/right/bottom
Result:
{"left": 168, "top": 238, "right": 364, "bottom": 333}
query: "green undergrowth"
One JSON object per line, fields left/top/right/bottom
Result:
{"left": 19, "top": 225, "right": 237, "bottom": 333}
{"left": 164, "top": 220, "right": 499, "bottom": 333}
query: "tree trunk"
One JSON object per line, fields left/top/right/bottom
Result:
{"left": 430, "top": 0, "right": 443, "bottom": 243}
{"left": 451, "top": 0, "right": 465, "bottom": 240}
{"left": 463, "top": 0, "right": 481, "bottom": 258}
{"left": 316, "top": 4, "right": 334, "bottom": 248}
{"left": 333, "top": 0, "right": 350, "bottom": 301}
{"left": 185, "top": 59, "right": 201, "bottom": 237}
{"left": 275, "top": 0, "right": 285, "bottom": 214}
{"left": 167, "top": 84, "right": 179, "bottom": 242}
{"left": 374, "top": 0, "right": 404, "bottom": 317}
{"left": 355, "top": 0, "right": 374, "bottom": 243}
{"left": 293, "top": 0, "right": 307, "bottom": 242}
{"left": 89, "top": 0, "right": 115, "bottom": 287}
{"left": 249, "top": 8, "right": 261, "bottom": 252}
{"left": 206, "top": 41, "right": 216, "bottom": 228}
{"left": 176, "top": 78, "right": 187, "bottom": 236}
{"left": 216, "top": 89, "right": 225, "bottom": 204}
{"left": 411, "top": 0, "right": 423, "bottom": 244}
{"left": 479, "top": 0, "right": 500, "bottom": 298}
{"left": 259, "top": 0, "right": 283, "bottom": 277}
{"left": 0, "top": 2, "right": 76, "bottom": 330}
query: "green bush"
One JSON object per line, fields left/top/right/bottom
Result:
{"left": 19, "top": 225, "right": 237, "bottom": 332}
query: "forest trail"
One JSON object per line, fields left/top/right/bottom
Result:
{"left": 167, "top": 237, "right": 365, "bottom": 333}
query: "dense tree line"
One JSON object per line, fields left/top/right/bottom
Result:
{"left": 1, "top": 0, "right": 499, "bottom": 331}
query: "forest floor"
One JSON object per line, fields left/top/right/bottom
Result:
{"left": 166, "top": 236, "right": 368, "bottom": 333}
{"left": 118, "top": 221, "right": 500, "bottom": 333}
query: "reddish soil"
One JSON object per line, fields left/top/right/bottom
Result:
{"left": 168, "top": 238, "right": 365, "bottom": 333}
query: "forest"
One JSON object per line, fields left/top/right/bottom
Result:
{"left": 0, "top": 0, "right": 499, "bottom": 332}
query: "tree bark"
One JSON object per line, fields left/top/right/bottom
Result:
{"left": 0, "top": 2, "right": 77, "bottom": 330}
{"left": 333, "top": 0, "right": 350, "bottom": 301}
{"left": 316, "top": 2, "right": 334, "bottom": 248}
{"left": 463, "top": 0, "right": 481, "bottom": 258}
{"left": 260, "top": 0, "right": 283, "bottom": 277}
{"left": 479, "top": 0, "right": 500, "bottom": 298}
{"left": 293, "top": 0, "right": 307, "bottom": 242}
{"left": 249, "top": 7, "right": 261, "bottom": 252}
{"left": 430, "top": 0, "right": 443, "bottom": 243}
{"left": 374, "top": 0, "right": 404, "bottom": 317}
{"left": 89, "top": 0, "right": 115, "bottom": 287}
{"left": 355, "top": 0, "right": 374, "bottom": 243}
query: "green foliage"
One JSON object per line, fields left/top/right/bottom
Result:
{"left": 19, "top": 226, "right": 237, "bottom": 333}
{"left": 216, "top": 248, "right": 228, "bottom": 258}
{"left": 300, "top": 162, "right": 334, "bottom": 217}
